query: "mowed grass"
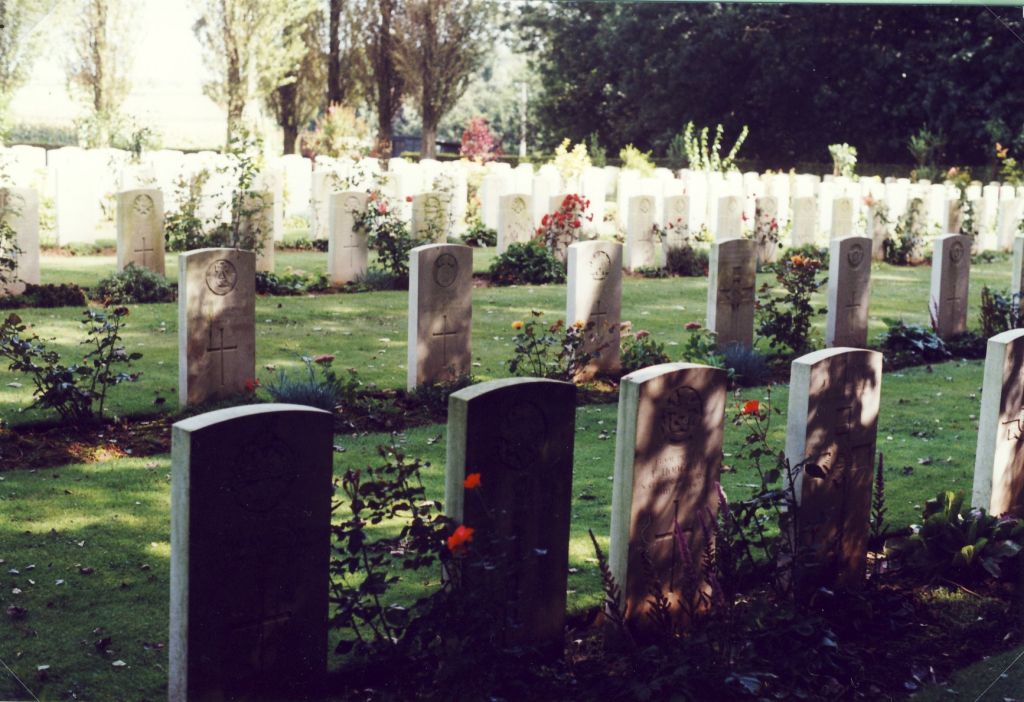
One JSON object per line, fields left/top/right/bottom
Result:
{"left": 0, "top": 248, "right": 1016, "bottom": 699}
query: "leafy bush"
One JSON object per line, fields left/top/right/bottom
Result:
{"left": 262, "top": 354, "right": 359, "bottom": 411}
{"left": 635, "top": 265, "right": 668, "bottom": 279}
{"left": 536, "top": 193, "right": 591, "bottom": 258}
{"left": 462, "top": 220, "right": 496, "bottom": 247}
{"left": 665, "top": 245, "right": 708, "bottom": 276}
{"left": 0, "top": 283, "right": 89, "bottom": 309}
{"left": 488, "top": 241, "right": 565, "bottom": 286}
{"left": 618, "top": 144, "right": 655, "bottom": 176}
{"left": 345, "top": 267, "right": 404, "bottom": 292}
{"left": 620, "top": 329, "right": 670, "bottom": 373}
{"left": 0, "top": 211, "right": 23, "bottom": 290}
{"left": 979, "top": 285, "right": 1022, "bottom": 338}
{"left": 586, "top": 132, "right": 607, "bottom": 168}
{"left": 93, "top": 264, "right": 175, "bottom": 304}
{"left": 722, "top": 343, "right": 772, "bottom": 387}
{"left": 886, "top": 491, "right": 1024, "bottom": 582}
{"left": 552, "top": 138, "right": 591, "bottom": 184}
{"left": 408, "top": 374, "right": 475, "bottom": 416}
{"left": 281, "top": 234, "right": 328, "bottom": 252}
{"left": 355, "top": 191, "right": 414, "bottom": 285}
{"left": 779, "top": 243, "right": 829, "bottom": 268}
{"left": 756, "top": 254, "right": 825, "bottom": 356}
{"left": 883, "top": 201, "right": 927, "bottom": 265}
{"left": 679, "top": 121, "right": 748, "bottom": 173}
{"left": 255, "top": 270, "right": 330, "bottom": 296}
{"left": 506, "top": 311, "right": 598, "bottom": 381}
{"left": 0, "top": 307, "right": 141, "bottom": 424}
{"left": 876, "top": 319, "right": 950, "bottom": 369}
{"left": 459, "top": 116, "right": 501, "bottom": 163}
{"left": 679, "top": 322, "right": 726, "bottom": 367}
{"left": 828, "top": 143, "right": 857, "bottom": 177}
{"left": 299, "top": 103, "right": 372, "bottom": 159}
{"left": 944, "top": 330, "right": 986, "bottom": 359}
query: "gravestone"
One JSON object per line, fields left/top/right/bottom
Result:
{"left": 411, "top": 192, "right": 451, "bottom": 242}
{"left": 116, "top": 188, "right": 165, "bottom": 275}
{"left": 929, "top": 234, "right": 971, "bottom": 339}
{"left": 625, "top": 195, "right": 657, "bottom": 271}
{"left": 866, "top": 200, "right": 890, "bottom": 261}
{"left": 754, "top": 196, "right": 779, "bottom": 265}
{"left": 661, "top": 195, "right": 690, "bottom": 253}
{"left": 178, "top": 248, "right": 256, "bottom": 407}
{"left": 786, "top": 347, "right": 882, "bottom": 589}
{"left": 706, "top": 239, "right": 756, "bottom": 351}
{"left": 825, "top": 236, "right": 872, "bottom": 348}
{"left": 830, "top": 197, "right": 856, "bottom": 239}
{"left": 716, "top": 195, "right": 743, "bottom": 240}
{"left": 238, "top": 191, "right": 274, "bottom": 273}
{"left": 407, "top": 243, "right": 472, "bottom": 389}
{"left": 327, "top": 191, "right": 368, "bottom": 285}
{"left": 170, "top": 404, "right": 333, "bottom": 701}
{"left": 445, "top": 378, "right": 575, "bottom": 655}
{"left": 791, "top": 196, "right": 818, "bottom": 247}
{"left": 567, "top": 240, "right": 622, "bottom": 378}
{"left": 609, "top": 362, "right": 727, "bottom": 633}
{"left": 0, "top": 188, "right": 40, "bottom": 295}
{"left": 973, "top": 329, "right": 1024, "bottom": 516}
{"left": 1013, "top": 234, "right": 1024, "bottom": 297}
{"left": 496, "top": 193, "right": 533, "bottom": 254}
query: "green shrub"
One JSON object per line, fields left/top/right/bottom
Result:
{"left": 262, "top": 354, "right": 359, "bottom": 411}
{"left": 93, "top": 264, "right": 175, "bottom": 304}
{"left": 979, "top": 285, "right": 1022, "bottom": 338}
{"left": 876, "top": 319, "right": 950, "bottom": 369}
{"left": 665, "top": 245, "right": 708, "bottom": 276}
{"left": 945, "top": 330, "right": 986, "bottom": 359}
{"left": 255, "top": 270, "right": 330, "bottom": 296}
{"left": 281, "top": 234, "right": 328, "bottom": 252}
{"left": 883, "top": 201, "right": 928, "bottom": 265}
{"left": 722, "top": 343, "right": 771, "bottom": 387}
{"left": 756, "top": 254, "right": 826, "bottom": 356}
{"left": 679, "top": 322, "right": 726, "bottom": 367}
{"left": 488, "top": 242, "right": 565, "bottom": 286}
{"left": 506, "top": 311, "right": 597, "bottom": 381}
{"left": 0, "top": 307, "right": 142, "bottom": 424}
{"left": 0, "top": 283, "right": 89, "bottom": 309}
{"left": 635, "top": 265, "right": 669, "bottom": 279}
{"left": 355, "top": 192, "right": 414, "bottom": 285}
{"left": 620, "top": 329, "right": 670, "bottom": 373}
{"left": 462, "top": 220, "right": 497, "bottom": 247}
{"left": 779, "top": 244, "right": 829, "bottom": 268}
{"left": 344, "top": 267, "right": 403, "bottom": 292}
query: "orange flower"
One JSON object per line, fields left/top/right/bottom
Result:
{"left": 447, "top": 525, "right": 475, "bottom": 553}
{"left": 742, "top": 399, "right": 760, "bottom": 415}
{"left": 463, "top": 472, "right": 481, "bottom": 489}
{"left": 790, "top": 255, "right": 806, "bottom": 267}
{"left": 511, "top": 320, "right": 524, "bottom": 330}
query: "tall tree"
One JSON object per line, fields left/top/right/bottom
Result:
{"left": 328, "top": 0, "right": 343, "bottom": 104}
{"left": 352, "top": 0, "right": 403, "bottom": 159}
{"left": 268, "top": 6, "right": 326, "bottom": 153}
{"left": 192, "top": 0, "right": 314, "bottom": 143}
{"left": 0, "top": 0, "right": 48, "bottom": 132}
{"left": 396, "top": 0, "right": 490, "bottom": 158}
{"left": 65, "top": 0, "right": 134, "bottom": 144}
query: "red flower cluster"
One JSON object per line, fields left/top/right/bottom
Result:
{"left": 463, "top": 472, "right": 481, "bottom": 489}
{"left": 244, "top": 378, "right": 260, "bottom": 393}
{"left": 447, "top": 525, "right": 475, "bottom": 554}
{"left": 742, "top": 399, "right": 760, "bottom": 415}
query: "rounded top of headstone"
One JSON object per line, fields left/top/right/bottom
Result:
{"left": 172, "top": 403, "right": 332, "bottom": 435}
{"left": 790, "top": 347, "right": 882, "bottom": 370}
{"left": 621, "top": 361, "right": 725, "bottom": 387}
{"left": 447, "top": 377, "right": 575, "bottom": 405}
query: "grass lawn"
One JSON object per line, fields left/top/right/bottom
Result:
{"left": 0, "top": 249, "right": 1018, "bottom": 699}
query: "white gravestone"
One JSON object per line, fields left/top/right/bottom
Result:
{"left": 116, "top": 189, "right": 165, "bottom": 275}
{"left": 625, "top": 195, "right": 657, "bottom": 271}
{"left": 0, "top": 188, "right": 40, "bottom": 295}
{"left": 496, "top": 194, "right": 533, "bottom": 254}
{"left": 707, "top": 239, "right": 757, "bottom": 351}
{"left": 567, "top": 240, "right": 622, "bottom": 378}
{"left": 825, "top": 236, "right": 872, "bottom": 348}
{"left": 973, "top": 329, "right": 1024, "bottom": 517}
{"left": 929, "top": 234, "right": 971, "bottom": 339}
{"left": 327, "top": 191, "right": 369, "bottom": 285}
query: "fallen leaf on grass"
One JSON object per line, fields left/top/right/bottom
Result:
{"left": 112, "top": 660, "right": 126, "bottom": 667}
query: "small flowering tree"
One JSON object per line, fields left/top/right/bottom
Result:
{"left": 459, "top": 116, "right": 501, "bottom": 164}
{"left": 354, "top": 190, "right": 415, "bottom": 283}
{"left": 756, "top": 254, "right": 826, "bottom": 356}
{"left": 535, "top": 194, "right": 592, "bottom": 261}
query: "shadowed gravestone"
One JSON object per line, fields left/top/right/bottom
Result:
{"left": 117, "top": 188, "right": 165, "bottom": 275}
{"left": 406, "top": 243, "right": 472, "bottom": 389}
{"left": 786, "top": 347, "right": 882, "bottom": 590}
{"left": 445, "top": 378, "right": 576, "bottom": 656}
{"left": 178, "top": 248, "right": 256, "bottom": 407}
{"left": 929, "top": 234, "right": 970, "bottom": 340}
{"left": 327, "top": 191, "right": 369, "bottom": 285}
{"left": 609, "top": 362, "right": 727, "bottom": 634}
{"left": 973, "top": 329, "right": 1024, "bottom": 517}
{"left": 567, "top": 240, "right": 622, "bottom": 378}
{"left": 169, "top": 404, "right": 333, "bottom": 701}
{"left": 706, "top": 238, "right": 756, "bottom": 352}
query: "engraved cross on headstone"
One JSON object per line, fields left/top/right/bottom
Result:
{"left": 589, "top": 299, "right": 609, "bottom": 333}
{"left": 432, "top": 314, "right": 458, "bottom": 365}
{"left": 207, "top": 326, "right": 238, "bottom": 385}
{"left": 650, "top": 497, "right": 684, "bottom": 589}
{"left": 133, "top": 235, "right": 155, "bottom": 267}
{"left": 721, "top": 265, "right": 753, "bottom": 311}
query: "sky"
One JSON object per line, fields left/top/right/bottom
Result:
{"left": 11, "top": 0, "right": 226, "bottom": 148}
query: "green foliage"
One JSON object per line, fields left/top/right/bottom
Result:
{"left": 461, "top": 220, "right": 497, "bottom": 247}
{"left": 618, "top": 144, "right": 655, "bottom": 176}
{"left": 506, "top": 311, "right": 599, "bottom": 381}
{"left": 886, "top": 491, "right": 1024, "bottom": 581}
{"left": 281, "top": 235, "right": 328, "bottom": 252}
{"left": 664, "top": 244, "right": 708, "bottom": 277}
{"left": 828, "top": 143, "right": 857, "bottom": 177}
{"left": 0, "top": 192, "right": 24, "bottom": 289}
{"left": 299, "top": 104, "right": 372, "bottom": 159}
{"left": 877, "top": 319, "right": 950, "bottom": 369}
{"left": 535, "top": 193, "right": 591, "bottom": 257}
{"left": 979, "top": 285, "right": 1022, "bottom": 338}
{"left": 407, "top": 374, "right": 475, "bottom": 417}
{"left": 551, "top": 138, "right": 591, "bottom": 183}
{"left": 679, "top": 322, "right": 726, "bottom": 367}
{"left": 93, "top": 264, "right": 175, "bottom": 304}
{"left": 908, "top": 128, "right": 945, "bottom": 181}
{"left": 254, "top": 269, "right": 330, "bottom": 296}
{"left": 635, "top": 265, "right": 668, "bottom": 279}
{"left": 996, "top": 143, "right": 1024, "bottom": 186}
{"left": 0, "top": 283, "right": 89, "bottom": 310}
{"left": 164, "top": 168, "right": 216, "bottom": 252}
{"left": 262, "top": 354, "right": 360, "bottom": 411}
{"left": 620, "top": 329, "right": 670, "bottom": 373}
{"left": 355, "top": 192, "right": 415, "bottom": 285}
{"left": 756, "top": 254, "right": 825, "bottom": 356}
{"left": 780, "top": 244, "right": 829, "bottom": 268}
{"left": 488, "top": 241, "right": 565, "bottom": 286}
{"left": 586, "top": 132, "right": 607, "bottom": 168}
{"left": 722, "top": 343, "right": 772, "bottom": 387}
{"left": 680, "top": 121, "right": 748, "bottom": 172}
{"left": 883, "top": 201, "right": 927, "bottom": 265}
{"left": 0, "top": 307, "right": 141, "bottom": 424}
{"left": 944, "top": 330, "right": 987, "bottom": 360}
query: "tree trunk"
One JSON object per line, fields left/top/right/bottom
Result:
{"left": 277, "top": 82, "right": 298, "bottom": 154}
{"left": 328, "top": 0, "right": 342, "bottom": 105}
{"left": 421, "top": 124, "right": 437, "bottom": 159}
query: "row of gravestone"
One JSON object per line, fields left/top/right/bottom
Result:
{"left": 176, "top": 228, "right": 985, "bottom": 407}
